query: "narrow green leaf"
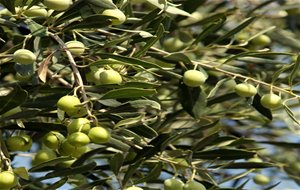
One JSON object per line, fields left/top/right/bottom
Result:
{"left": 251, "top": 94, "right": 272, "bottom": 120}
{"left": 207, "top": 93, "right": 239, "bottom": 106}
{"left": 87, "top": 0, "right": 117, "bottom": 9}
{"left": 134, "top": 163, "right": 162, "bottom": 184}
{"left": 129, "top": 99, "right": 161, "bottom": 110}
{"left": 101, "top": 88, "right": 157, "bottom": 99}
{"left": 283, "top": 104, "right": 300, "bottom": 126}
{"left": 192, "top": 17, "right": 226, "bottom": 45}
{"left": 179, "top": 84, "right": 207, "bottom": 119}
{"left": 122, "top": 160, "right": 143, "bottom": 186}
{"left": 258, "top": 141, "right": 300, "bottom": 148}
{"left": 44, "top": 177, "right": 68, "bottom": 190}
{"left": 29, "top": 157, "right": 74, "bottom": 172}
{"left": 219, "top": 169, "right": 254, "bottom": 184}
{"left": 0, "top": 0, "right": 15, "bottom": 13}
{"left": 289, "top": 53, "right": 300, "bottom": 86}
{"left": 63, "top": 15, "right": 111, "bottom": 31}
{"left": 192, "top": 131, "right": 220, "bottom": 151}
{"left": 130, "top": 124, "right": 158, "bottom": 138}
{"left": 115, "top": 114, "right": 144, "bottom": 128}
{"left": 263, "top": 182, "right": 281, "bottom": 190}
{"left": 131, "top": 133, "right": 171, "bottom": 163}
{"left": 0, "top": 18, "right": 18, "bottom": 27}
{"left": 24, "top": 19, "right": 47, "bottom": 37}
{"left": 96, "top": 53, "right": 163, "bottom": 69}
{"left": 0, "top": 85, "right": 27, "bottom": 115}
{"left": 133, "top": 24, "right": 164, "bottom": 58}
{"left": 110, "top": 152, "right": 124, "bottom": 175}
{"left": 42, "top": 162, "right": 97, "bottom": 179}
{"left": 193, "top": 149, "right": 256, "bottom": 160}
{"left": 211, "top": 17, "right": 256, "bottom": 44}
{"left": 71, "top": 179, "right": 108, "bottom": 190}
{"left": 209, "top": 162, "right": 276, "bottom": 169}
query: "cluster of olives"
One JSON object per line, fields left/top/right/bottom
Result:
{"left": 234, "top": 83, "right": 282, "bottom": 109}
{"left": 164, "top": 178, "right": 206, "bottom": 190}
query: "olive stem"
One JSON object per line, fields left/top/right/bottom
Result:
{"left": 48, "top": 32, "right": 94, "bottom": 119}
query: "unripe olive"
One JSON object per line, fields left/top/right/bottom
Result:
{"left": 67, "top": 132, "right": 90, "bottom": 147}
{"left": 183, "top": 180, "right": 206, "bottom": 190}
{"left": 65, "top": 41, "right": 85, "bottom": 56}
{"left": 33, "top": 149, "right": 57, "bottom": 165}
{"left": 102, "top": 9, "right": 126, "bottom": 25}
{"left": 164, "top": 178, "right": 184, "bottom": 190}
{"left": 235, "top": 32, "right": 250, "bottom": 43}
{"left": 253, "top": 174, "right": 270, "bottom": 185}
{"left": 72, "top": 146, "right": 91, "bottom": 158}
{"left": 163, "top": 37, "right": 185, "bottom": 52}
{"left": 234, "top": 83, "right": 257, "bottom": 97}
{"left": 24, "top": 6, "right": 48, "bottom": 17}
{"left": 43, "top": 0, "right": 72, "bottom": 11}
{"left": 125, "top": 186, "right": 144, "bottom": 190}
{"left": 88, "top": 126, "right": 111, "bottom": 144}
{"left": 58, "top": 140, "right": 75, "bottom": 156}
{"left": 42, "top": 131, "right": 65, "bottom": 149}
{"left": 248, "top": 157, "right": 263, "bottom": 163}
{"left": 6, "top": 134, "right": 32, "bottom": 152}
{"left": 67, "top": 107, "right": 88, "bottom": 118}
{"left": 57, "top": 95, "right": 81, "bottom": 114}
{"left": 99, "top": 70, "right": 122, "bottom": 85}
{"left": 183, "top": 70, "right": 207, "bottom": 87}
{"left": 260, "top": 93, "right": 282, "bottom": 109}
{"left": 0, "top": 171, "right": 18, "bottom": 189}
{"left": 86, "top": 67, "right": 105, "bottom": 84}
{"left": 13, "top": 49, "right": 36, "bottom": 64}
{"left": 67, "top": 118, "right": 91, "bottom": 134}
{"left": 252, "top": 34, "right": 271, "bottom": 46}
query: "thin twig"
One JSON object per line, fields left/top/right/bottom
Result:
{"left": 48, "top": 32, "right": 94, "bottom": 119}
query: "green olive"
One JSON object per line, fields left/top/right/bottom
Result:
{"left": 33, "top": 149, "right": 57, "bottom": 165}
{"left": 57, "top": 95, "right": 81, "bottom": 114}
{"left": 260, "top": 93, "right": 282, "bottom": 109}
{"left": 58, "top": 140, "right": 75, "bottom": 156}
{"left": 65, "top": 41, "right": 85, "bottom": 56}
{"left": 183, "top": 180, "right": 206, "bottom": 190}
{"left": 88, "top": 126, "right": 111, "bottom": 144}
{"left": 43, "top": 0, "right": 72, "bottom": 11}
{"left": 67, "top": 132, "right": 90, "bottom": 147}
{"left": 72, "top": 146, "right": 91, "bottom": 158}
{"left": 163, "top": 37, "right": 185, "bottom": 52}
{"left": 0, "top": 171, "right": 18, "bottom": 189}
{"left": 23, "top": 6, "right": 48, "bottom": 17}
{"left": 42, "top": 131, "right": 65, "bottom": 150}
{"left": 183, "top": 70, "right": 207, "bottom": 87}
{"left": 13, "top": 49, "right": 36, "bottom": 64}
{"left": 164, "top": 178, "right": 184, "bottom": 190}
{"left": 67, "top": 118, "right": 91, "bottom": 134}
{"left": 102, "top": 9, "right": 126, "bottom": 25}
{"left": 125, "top": 186, "right": 144, "bottom": 190}
{"left": 99, "top": 70, "right": 122, "bottom": 85}
{"left": 252, "top": 34, "right": 271, "bottom": 46}
{"left": 6, "top": 134, "right": 32, "bottom": 152}
{"left": 253, "top": 174, "right": 270, "bottom": 185}
{"left": 234, "top": 83, "right": 257, "bottom": 97}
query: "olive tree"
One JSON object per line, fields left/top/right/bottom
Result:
{"left": 1, "top": 0, "right": 300, "bottom": 189}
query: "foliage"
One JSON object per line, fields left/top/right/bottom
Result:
{"left": 1, "top": 0, "right": 300, "bottom": 189}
